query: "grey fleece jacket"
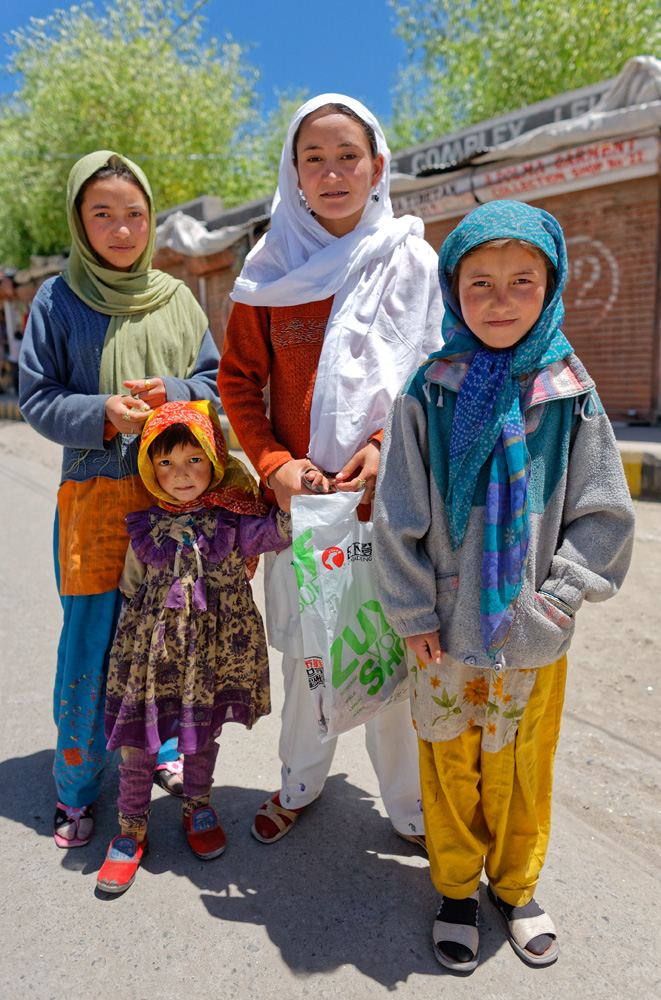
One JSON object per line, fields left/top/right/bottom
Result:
{"left": 373, "top": 354, "right": 635, "bottom": 672}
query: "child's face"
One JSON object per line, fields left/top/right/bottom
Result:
{"left": 153, "top": 442, "right": 213, "bottom": 503}
{"left": 457, "top": 243, "right": 548, "bottom": 350}
{"left": 79, "top": 176, "right": 150, "bottom": 272}
{"left": 295, "top": 110, "right": 384, "bottom": 238}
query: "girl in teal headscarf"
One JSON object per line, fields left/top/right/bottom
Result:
{"left": 20, "top": 151, "right": 221, "bottom": 850}
{"left": 438, "top": 199, "right": 572, "bottom": 659}
{"left": 373, "top": 200, "right": 634, "bottom": 971}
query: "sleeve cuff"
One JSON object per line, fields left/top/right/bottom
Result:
{"left": 385, "top": 612, "right": 441, "bottom": 639}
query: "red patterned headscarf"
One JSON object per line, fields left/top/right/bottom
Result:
{"left": 138, "top": 400, "right": 268, "bottom": 516}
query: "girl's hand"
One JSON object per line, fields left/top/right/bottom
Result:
{"left": 105, "top": 394, "right": 151, "bottom": 435}
{"left": 269, "top": 458, "right": 333, "bottom": 513}
{"left": 405, "top": 632, "right": 444, "bottom": 666}
{"left": 335, "top": 439, "right": 380, "bottom": 504}
{"left": 123, "top": 377, "right": 167, "bottom": 409}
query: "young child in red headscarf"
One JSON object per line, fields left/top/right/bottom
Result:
{"left": 96, "top": 400, "right": 290, "bottom": 894}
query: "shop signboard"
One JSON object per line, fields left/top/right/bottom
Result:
{"left": 391, "top": 81, "right": 611, "bottom": 176}
{"left": 392, "top": 136, "right": 659, "bottom": 222}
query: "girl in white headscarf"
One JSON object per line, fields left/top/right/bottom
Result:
{"left": 218, "top": 94, "right": 444, "bottom": 846}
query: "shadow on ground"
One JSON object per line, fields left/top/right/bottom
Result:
{"left": 1, "top": 753, "right": 509, "bottom": 987}
{"left": 0, "top": 748, "right": 61, "bottom": 838}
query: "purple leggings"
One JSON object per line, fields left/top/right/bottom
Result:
{"left": 118, "top": 740, "right": 220, "bottom": 834}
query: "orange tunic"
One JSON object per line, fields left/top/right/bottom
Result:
{"left": 218, "top": 298, "right": 383, "bottom": 506}
{"left": 58, "top": 477, "right": 152, "bottom": 595}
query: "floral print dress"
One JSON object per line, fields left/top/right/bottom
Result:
{"left": 408, "top": 651, "right": 541, "bottom": 752}
{"left": 105, "top": 505, "right": 290, "bottom": 755}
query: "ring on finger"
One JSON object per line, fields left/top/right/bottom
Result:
{"left": 123, "top": 411, "right": 132, "bottom": 422}
{"left": 144, "top": 380, "right": 152, "bottom": 391}
{"left": 356, "top": 478, "right": 367, "bottom": 489}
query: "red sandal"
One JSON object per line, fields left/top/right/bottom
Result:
{"left": 251, "top": 793, "right": 302, "bottom": 844}
{"left": 96, "top": 834, "right": 149, "bottom": 894}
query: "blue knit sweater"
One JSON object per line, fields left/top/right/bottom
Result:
{"left": 19, "top": 276, "right": 220, "bottom": 485}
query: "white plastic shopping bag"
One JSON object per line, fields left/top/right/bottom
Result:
{"left": 290, "top": 490, "right": 408, "bottom": 742}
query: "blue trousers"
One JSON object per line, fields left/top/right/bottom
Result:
{"left": 52, "top": 513, "right": 177, "bottom": 807}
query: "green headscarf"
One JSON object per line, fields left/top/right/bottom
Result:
{"left": 63, "top": 150, "right": 208, "bottom": 395}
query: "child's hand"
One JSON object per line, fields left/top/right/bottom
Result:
{"left": 123, "top": 378, "right": 166, "bottom": 409}
{"left": 105, "top": 394, "right": 151, "bottom": 434}
{"left": 269, "top": 458, "right": 332, "bottom": 513}
{"left": 335, "top": 439, "right": 380, "bottom": 504}
{"left": 405, "top": 632, "right": 444, "bottom": 665}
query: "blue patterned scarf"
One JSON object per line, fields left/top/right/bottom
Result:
{"left": 436, "top": 200, "right": 572, "bottom": 660}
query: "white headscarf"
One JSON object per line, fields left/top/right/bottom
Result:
{"left": 231, "top": 93, "right": 443, "bottom": 471}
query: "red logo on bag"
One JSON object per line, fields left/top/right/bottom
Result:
{"left": 322, "top": 546, "right": 344, "bottom": 570}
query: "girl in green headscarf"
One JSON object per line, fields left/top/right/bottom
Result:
{"left": 20, "top": 150, "right": 221, "bottom": 850}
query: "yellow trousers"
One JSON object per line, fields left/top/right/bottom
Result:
{"left": 419, "top": 656, "right": 567, "bottom": 907}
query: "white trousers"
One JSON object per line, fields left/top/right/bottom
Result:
{"left": 264, "top": 549, "right": 424, "bottom": 836}
{"left": 277, "top": 651, "right": 424, "bottom": 835}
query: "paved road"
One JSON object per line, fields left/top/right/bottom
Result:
{"left": 1, "top": 420, "right": 659, "bottom": 1000}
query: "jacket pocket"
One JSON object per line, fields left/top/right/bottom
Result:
{"left": 535, "top": 591, "right": 574, "bottom": 627}
{"left": 502, "top": 585, "right": 575, "bottom": 668}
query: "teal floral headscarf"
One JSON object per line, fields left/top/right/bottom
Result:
{"left": 436, "top": 200, "right": 572, "bottom": 660}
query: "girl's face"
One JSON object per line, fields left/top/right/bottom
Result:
{"left": 457, "top": 243, "right": 548, "bottom": 350}
{"left": 295, "top": 110, "right": 384, "bottom": 238}
{"left": 153, "top": 442, "right": 213, "bottom": 503}
{"left": 79, "top": 176, "right": 150, "bottom": 271}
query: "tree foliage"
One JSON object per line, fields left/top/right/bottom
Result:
{"left": 240, "top": 89, "right": 309, "bottom": 198}
{"left": 389, "top": 0, "right": 661, "bottom": 148}
{"left": 0, "top": 0, "right": 287, "bottom": 266}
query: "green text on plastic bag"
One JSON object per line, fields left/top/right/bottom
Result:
{"left": 292, "top": 527, "right": 319, "bottom": 611}
{"left": 330, "top": 600, "right": 404, "bottom": 696}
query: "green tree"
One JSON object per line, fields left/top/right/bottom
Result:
{"left": 388, "top": 0, "right": 661, "bottom": 148}
{"left": 0, "top": 0, "right": 281, "bottom": 266}
{"left": 240, "top": 88, "right": 309, "bottom": 198}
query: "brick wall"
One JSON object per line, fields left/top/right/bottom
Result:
{"left": 153, "top": 246, "right": 240, "bottom": 355}
{"left": 204, "top": 268, "right": 237, "bottom": 352}
{"left": 425, "top": 176, "right": 661, "bottom": 421}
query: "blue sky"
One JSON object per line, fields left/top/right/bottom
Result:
{"left": 0, "top": 0, "right": 407, "bottom": 121}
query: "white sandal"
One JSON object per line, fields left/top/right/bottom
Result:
{"left": 432, "top": 891, "right": 480, "bottom": 972}
{"left": 488, "top": 886, "right": 558, "bottom": 966}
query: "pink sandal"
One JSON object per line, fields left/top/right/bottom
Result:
{"left": 153, "top": 757, "right": 184, "bottom": 797}
{"left": 53, "top": 802, "right": 94, "bottom": 848}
